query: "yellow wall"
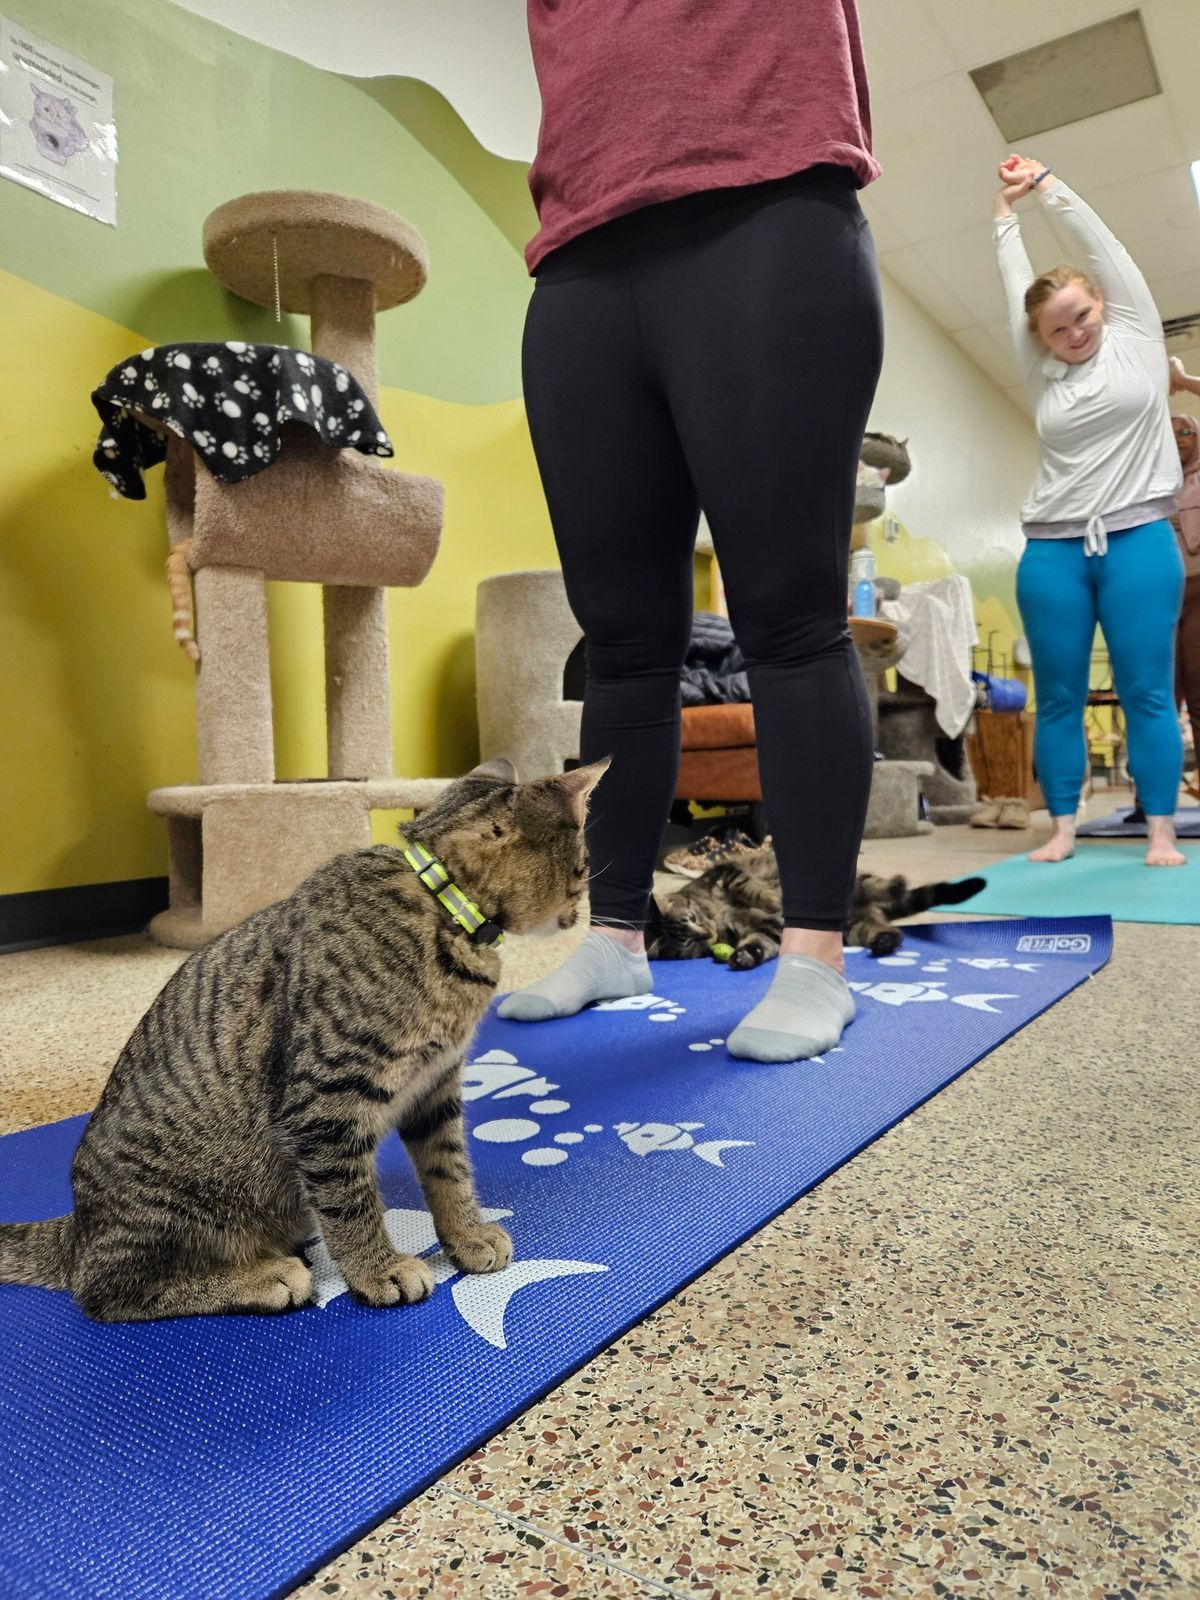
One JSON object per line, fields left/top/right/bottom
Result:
{"left": 0, "top": 271, "right": 556, "bottom": 895}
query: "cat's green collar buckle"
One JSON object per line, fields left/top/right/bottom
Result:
{"left": 402, "top": 842, "right": 504, "bottom": 949}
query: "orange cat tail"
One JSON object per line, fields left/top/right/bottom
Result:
{"left": 165, "top": 542, "right": 200, "bottom": 663}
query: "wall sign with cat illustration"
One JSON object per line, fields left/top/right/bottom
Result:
{"left": 0, "top": 758, "right": 608, "bottom": 1323}
{"left": 648, "top": 851, "right": 986, "bottom": 969}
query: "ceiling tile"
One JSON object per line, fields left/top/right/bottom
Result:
{"left": 1153, "top": 267, "right": 1200, "bottom": 323}
{"left": 918, "top": 0, "right": 1123, "bottom": 70}
{"left": 1022, "top": 96, "right": 1183, "bottom": 194}
{"left": 858, "top": 0, "right": 957, "bottom": 98}
{"left": 913, "top": 209, "right": 1065, "bottom": 327}
{"left": 1142, "top": 0, "right": 1200, "bottom": 159}
{"left": 878, "top": 245, "right": 979, "bottom": 331}
{"left": 871, "top": 74, "right": 1013, "bottom": 240}
{"left": 1082, "top": 167, "right": 1200, "bottom": 282}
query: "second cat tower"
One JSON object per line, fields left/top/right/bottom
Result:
{"left": 111, "top": 191, "right": 450, "bottom": 947}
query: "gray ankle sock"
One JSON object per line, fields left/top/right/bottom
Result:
{"left": 498, "top": 930, "right": 652, "bottom": 1022}
{"left": 726, "top": 955, "right": 855, "bottom": 1063}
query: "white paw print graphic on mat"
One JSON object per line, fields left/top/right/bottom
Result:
{"left": 592, "top": 993, "right": 687, "bottom": 1023}
{"left": 465, "top": 1049, "right": 579, "bottom": 1168}
{"left": 465, "top": 1049, "right": 751, "bottom": 1170}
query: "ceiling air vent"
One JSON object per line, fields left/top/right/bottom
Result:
{"left": 1163, "top": 313, "right": 1200, "bottom": 344}
{"left": 971, "top": 12, "right": 1160, "bottom": 142}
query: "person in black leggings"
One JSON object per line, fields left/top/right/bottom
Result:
{"left": 498, "top": 169, "right": 884, "bottom": 1063}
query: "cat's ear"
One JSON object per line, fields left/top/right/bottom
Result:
{"left": 470, "top": 756, "right": 518, "bottom": 784}
{"left": 517, "top": 757, "right": 610, "bottom": 834}
{"left": 551, "top": 758, "right": 610, "bottom": 827}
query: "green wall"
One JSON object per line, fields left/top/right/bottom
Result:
{"left": 0, "top": 0, "right": 558, "bottom": 897}
{"left": 0, "top": 0, "right": 536, "bottom": 403}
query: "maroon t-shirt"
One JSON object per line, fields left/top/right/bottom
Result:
{"left": 525, "top": 0, "right": 880, "bottom": 272}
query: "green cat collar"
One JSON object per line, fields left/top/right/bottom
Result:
{"left": 402, "top": 841, "right": 504, "bottom": 949}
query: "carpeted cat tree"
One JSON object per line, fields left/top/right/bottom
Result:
{"left": 98, "top": 191, "right": 451, "bottom": 948}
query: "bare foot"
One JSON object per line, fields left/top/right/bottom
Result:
{"left": 1029, "top": 820, "right": 1076, "bottom": 863}
{"left": 1145, "top": 817, "right": 1186, "bottom": 867}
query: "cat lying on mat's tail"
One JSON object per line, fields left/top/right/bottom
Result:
{"left": 831, "top": 870, "right": 988, "bottom": 960}
{"left": 649, "top": 854, "right": 988, "bottom": 970}
{"left": 0, "top": 1216, "right": 75, "bottom": 1289}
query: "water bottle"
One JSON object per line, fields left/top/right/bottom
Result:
{"left": 850, "top": 548, "right": 877, "bottom": 618}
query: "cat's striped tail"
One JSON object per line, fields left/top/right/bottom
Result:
{"left": 0, "top": 1216, "right": 75, "bottom": 1289}
{"left": 165, "top": 541, "right": 200, "bottom": 663}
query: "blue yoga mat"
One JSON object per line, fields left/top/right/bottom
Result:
{"left": 0, "top": 916, "right": 1110, "bottom": 1600}
{"left": 1076, "top": 805, "right": 1200, "bottom": 839}
{"left": 962, "top": 843, "right": 1198, "bottom": 924}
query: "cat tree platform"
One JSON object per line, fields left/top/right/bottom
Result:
{"left": 148, "top": 779, "right": 447, "bottom": 949}
{"left": 139, "top": 189, "right": 449, "bottom": 948}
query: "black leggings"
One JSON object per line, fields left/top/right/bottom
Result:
{"left": 522, "top": 168, "right": 883, "bottom": 931}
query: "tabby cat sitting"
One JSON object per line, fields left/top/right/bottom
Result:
{"left": 649, "top": 851, "right": 986, "bottom": 968}
{"left": 0, "top": 758, "right": 607, "bottom": 1323}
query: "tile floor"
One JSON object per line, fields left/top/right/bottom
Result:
{"left": 2, "top": 791, "right": 1197, "bottom": 1598}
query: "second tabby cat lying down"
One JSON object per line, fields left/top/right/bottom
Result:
{"left": 649, "top": 851, "right": 986, "bottom": 968}
{"left": 0, "top": 758, "right": 607, "bottom": 1323}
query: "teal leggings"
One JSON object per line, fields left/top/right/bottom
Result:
{"left": 1017, "top": 519, "right": 1185, "bottom": 817}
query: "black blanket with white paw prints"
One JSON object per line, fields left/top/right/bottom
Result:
{"left": 91, "top": 341, "right": 394, "bottom": 499}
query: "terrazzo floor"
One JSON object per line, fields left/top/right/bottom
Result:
{"left": 1, "top": 790, "right": 1197, "bottom": 1598}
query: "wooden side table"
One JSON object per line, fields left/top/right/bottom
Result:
{"left": 966, "top": 710, "right": 1043, "bottom": 807}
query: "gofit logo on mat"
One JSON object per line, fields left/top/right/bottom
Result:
{"left": 1016, "top": 934, "right": 1093, "bottom": 954}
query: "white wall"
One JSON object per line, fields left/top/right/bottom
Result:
{"left": 168, "top": 0, "right": 540, "bottom": 159}
{"left": 870, "top": 273, "right": 1037, "bottom": 566}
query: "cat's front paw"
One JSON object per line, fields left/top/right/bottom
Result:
{"left": 730, "top": 939, "right": 769, "bottom": 970}
{"left": 346, "top": 1252, "right": 436, "bottom": 1307}
{"left": 443, "top": 1223, "right": 513, "bottom": 1275}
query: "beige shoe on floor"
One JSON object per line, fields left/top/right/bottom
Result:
{"left": 662, "top": 829, "right": 764, "bottom": 879}
{"left": 997, "top": 797, "right": 1031, "bottom": 829}
{"left": 970, "top": 799, "right": 1001, "bottom": 828}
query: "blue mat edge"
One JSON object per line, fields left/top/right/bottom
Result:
{"left": 1, "top": 916, "right": 1114, "bottom": 1600}
{"left": 270, "top": 915, "right": 1115, "bottom": 1598}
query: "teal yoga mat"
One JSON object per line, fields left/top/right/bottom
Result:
{"left": 962, "top": 843, "right": 1198, "bottom": 924}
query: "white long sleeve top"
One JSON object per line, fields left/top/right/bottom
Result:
{"left": 994, "top": 179, "right": 1181, "bottom": 539}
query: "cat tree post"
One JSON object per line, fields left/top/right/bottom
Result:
{"left": 205, "top": 195, "right": 428, "bottom": 783}
{"left": 310, "top": 272, "right": 391, "bottom": 778}
{"left": 135, "top": 189, "right": 446, "bottom": 949}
